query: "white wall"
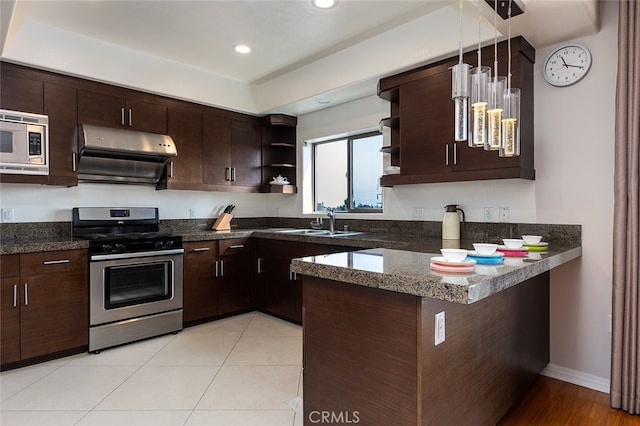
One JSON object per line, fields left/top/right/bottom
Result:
{"left": 0, "top": 0, "right": 617, "bottom": 392}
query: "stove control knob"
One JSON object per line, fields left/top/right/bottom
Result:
{"left": 115, "top": 243, "right": 126, "bottom": 252}
{"left": 102, "top": 244, "right": 113, "bottom": 253}
{"left": 165, "top": 240, "right": 174, "bottom": 248}
{"left": 154, "top": 241, "right": 165, "bottom": 250}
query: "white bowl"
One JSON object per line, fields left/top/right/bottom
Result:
{"left": 472, "top": 243, "right": 498, "bottom": 255}
{"left": 502, "top": 239, "right": 524, "bottom": 249}
{"left": 440, "top": 248, "right": 468, "bottom": 263}
{"left": 522, "top": 235, "right": 542, "bottom": 245}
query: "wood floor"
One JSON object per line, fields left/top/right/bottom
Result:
{"left": 499, "top": 376, "right": 640, "bottom": 425}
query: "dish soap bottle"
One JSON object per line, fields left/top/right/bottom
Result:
{"left": 442, "top": 204, "right": 465, "bottom": 240}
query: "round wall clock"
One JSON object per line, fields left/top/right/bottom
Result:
{"left": 543, "top": 44, "right": 592, "bottom": 87}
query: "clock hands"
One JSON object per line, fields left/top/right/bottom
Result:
{"left": 558, "top": 55, "right": 584, "bottom": 70}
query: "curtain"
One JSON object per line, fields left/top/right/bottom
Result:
{"left": 611, "top": 0, "right": 640, "bottom": 414}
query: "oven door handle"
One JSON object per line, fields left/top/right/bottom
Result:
{"left": 91, "top": 248, "right": 185, "bottom": 261}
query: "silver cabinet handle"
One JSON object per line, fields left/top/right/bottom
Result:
{"left": 229, "top": 244, "right": 244, "bottom": 249}
{"left": 225, "top": 167, "right": 231, "bottom": 181}
{"left": 169, "top": 162, "right": 174, "bottom": 178}
{"left": 192, "top": 247, "right": 210, "bottom": 252}
{"left": 219, "top": 259, "right": 224, "bottom": 277}
{"left": 121, "top": 107, "right": 125, "bottom": 126}
{"left": 289, "top": 264, "right": 297, "bottom": 281}
{"left": 214, "top": 260, "right": 219, "bottom": 277}
{"left": 453, "top": 143, "right": 458, "bottom": 165}
{"left": 128, "top": 109, "right": 132, "bottom": 127}
{"left": 24, "top": 283, "right": 28, "bottom": 306}
{"left": 257, "top": 257, "right": 263, "bottom": 274}
{"left": 445, "top": 144, "right": 450, "bottom": 166}
{"left": 43, "top": 259, "right": 70, "bottom": 265}
{"left": 231, "top": 167, "right": 236, "bottom": 182}
{"left": 72, "top": 152, "right": 77, "bottom": 172}
{"left": 13, "top": 284, "right": 17, "bottom": 308}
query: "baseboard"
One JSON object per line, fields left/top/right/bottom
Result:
{"left": 542, "top": 363, "right": 611, "bottom": 394}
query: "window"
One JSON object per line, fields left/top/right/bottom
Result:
{"left": 313, "top": 131, "right": 383, "bottom": 212}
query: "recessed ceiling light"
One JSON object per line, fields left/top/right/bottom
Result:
{"left": 234, "top": 45, "right": 251, "bottom": 54}
{"left": 316, "top": 98, "right": 332, "bottom": 105}
{"left": 312, "top": 0, "right": 336, "bottom": 9}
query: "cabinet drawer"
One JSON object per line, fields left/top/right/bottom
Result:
{"left": 184, "top": 241, "right": 219, "bottom": 257}
{"left": 219, "top": 238, "right": 252, "bottom": 256}
{"left": 20, "top": 250, "right": 87, "bottom": 274}
{"left": 1, "top": 254, "right": 20, "bottom": 277}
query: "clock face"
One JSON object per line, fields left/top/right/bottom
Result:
{"left": 543, "top": 44, "right": 592, "bottom": 87}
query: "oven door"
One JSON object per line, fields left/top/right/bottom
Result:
{"left": 89, "top": 249, "right": 183, "bottom": 326}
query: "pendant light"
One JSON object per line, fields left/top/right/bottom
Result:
{"left": 485, "top": 0, "right": 506, "bottom": 151}
{"left": 452, "top": 0, "right": 470, "bottom": 142}
{"left": 500, "top": 0, "right": 520, "bottom": 157}
{"left": 469, "top": 0, "right": 490, "bottom": 148}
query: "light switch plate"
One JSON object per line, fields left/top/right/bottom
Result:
{"left": 435, "top": 311, "right": 445, "bottom": 345}
{"left": 1, "top": 208, "right": 15, "bottom": 223}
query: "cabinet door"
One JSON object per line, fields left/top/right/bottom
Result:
{"left": 77, "top": 90, "right": 126, "bottom": 128}
{"left": 400, "top": 72, "right": 451, "bottom": 175}
{"left": 164, "top": 106, "right": 203, "bottom": 188}
{"left": 264, "top": 256, "right": 297, "bottom": 321}
{"left": 183, "top": 241, "right": 219, "bottom": 323}
{"left": 203, "top": 114, "right": 231, "bottom": 185}
{"left": 218, "top": 238, "right": 255, "bottom": 315}
{"left": 44, "top": 82, "right": 78, "bottom": 186}
{"left": 19, "top": 250, "right": 88, "bottom": 360}
{"left": 125, "top": 98, "right": 167, "bottom": 134}
{"left": 1, "top": 254, "right": 21, "bottom": 365}
{"left": 230, "top": 120, "right": 260, "bottom": 187}
{"left": 0, "top": 73, "right": 44, "bottom": 114}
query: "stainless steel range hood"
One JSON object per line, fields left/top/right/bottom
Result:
{"left": 78, "top": 124, "right": 177, "bottom": 184}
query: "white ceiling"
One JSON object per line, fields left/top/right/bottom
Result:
{"left": 1, "top": 0, "right": 601, "bottom": 116}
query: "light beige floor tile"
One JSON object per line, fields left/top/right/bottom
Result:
{"left": 147, "top": 333, "right": 239, "bottom": 366}
{"left": 225, "top": 336, "right": 302, "bottom": 366}
{"left": 95, "top": 365, "right": 219, "bottom": 410}
{"left": 297, "top": 368, "right": 303, "bottom": 397}
{"left": 185, "top": 409, "right": 295, "bottom": 426}
{"left": 186, "top": 312, "right": 255, "bottom": 337}
{"left": 197, "top": 365, "right": 301, "bottom": 410}
{"left": 0, "top": 410, "right": 87, "bottom": 426}
{"left": 0, "top": 364, "right": 60, "bottom": 402}
{"left": 77, "top": 410, "right": 191, "bottom": 426}
{"left": 66, "top": 334, "right": 175, "bottom": 366}
{"left": 294, "top": 411, "right": 305, "bottom": 426}
{"left": 243, "top": 312, "right": 302, "bottom": 337}
{"left": 0, "top": 366, "right": 137, "bottom": 411}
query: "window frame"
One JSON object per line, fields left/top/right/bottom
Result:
{"left": 312, "top": 130, "right": 383, "bottom": 214}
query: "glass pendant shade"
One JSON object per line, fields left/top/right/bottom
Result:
{"left": 469, "top": 66, "right": 490, "bottom": 147}
{"left": 500, "top": 88, "right": 520, "bottom": 157}
{"left": 486, "top": 76, "right": 506, "bottom": 150}
{"left": 452, "top": 63, "right": 471, "bottom": 141}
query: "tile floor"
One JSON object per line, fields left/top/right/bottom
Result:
{"left": 0, "top": 312, "right": 304, "bottom": 426}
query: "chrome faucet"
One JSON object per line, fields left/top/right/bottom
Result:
{"left": 326, "top": 209, "right": 336, "bottom": 234}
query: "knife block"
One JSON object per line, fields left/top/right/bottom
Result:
{"left": 211, "top": 213, "right": 233, "bottom": 231}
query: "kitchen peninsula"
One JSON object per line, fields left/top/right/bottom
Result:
{"left": 292, "top": 242, "right": 581, "bottom": 425}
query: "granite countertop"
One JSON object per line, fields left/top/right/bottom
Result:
{"left": 290, "top": 244, "right": 581, "bottom": 305}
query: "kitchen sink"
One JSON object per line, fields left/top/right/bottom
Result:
{"left": 275, "top": 229, "right": 363, "bottom": 237}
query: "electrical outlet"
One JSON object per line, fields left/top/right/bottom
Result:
{"left": 435, "top": 311, "right": 445, "bottom": 345}
{"left": 189, "top": 208, "right": 196, "bottom": 219}
{"left": 1, "top": 208, "right": 15, "bottom": 223}
{"left": 484, "top": 207, "right": 495, "bottom": 222}
{"left": 499, "top": 206, "right": 510, "bottom": 223}
{"left": 412, "top": 207, "right": 425, "bottom": 220}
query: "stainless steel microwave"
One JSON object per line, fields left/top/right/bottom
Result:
{"left": 0, "top": 109, "right": 49, "bottom": 175}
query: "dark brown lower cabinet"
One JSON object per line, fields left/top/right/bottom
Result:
{"left": 183, "top": 241, "right": 219, "bottom": 324}
{"left": 260, "top": 240, "right": 330, "bottom": 323}
{"left": 217, "top": 238, "right": 255, "bottom": 315}
{"left": 302, "top": 272, "right": 550, "bottom": 425}
{"left": 1, "top": 250, "right": 88, "bottom": 367}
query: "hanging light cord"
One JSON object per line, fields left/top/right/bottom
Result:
{"left": 507, "top": 0, "right": 512, "bottom": 89}
{"left": 477, "top": 0, "right": 482, "bottom": 67}
{"left": 458, "top": 0, "right": 464, "bottom": 64}
{"left": 493, "top": 0, "right": 498, "bottom": 77}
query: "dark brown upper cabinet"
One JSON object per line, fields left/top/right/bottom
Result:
{"left": 378, "top": 36, "right": 535, "bottom": 186}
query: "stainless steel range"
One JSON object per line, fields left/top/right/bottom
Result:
{"left": 72, "top": 207, "right": 183, "bottom": 353}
